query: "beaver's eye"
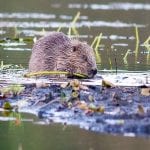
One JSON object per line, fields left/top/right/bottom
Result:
{"left": 73, "top": 46, "right": 77, "bottom": 52}
{"left": 82, "top": 55, "right": 87, "bottom": 61}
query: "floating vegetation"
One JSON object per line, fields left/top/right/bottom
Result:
{"left": 102, "top": 79, "right": 116, "bottom": 88}
{"left": 24, "top": 71, "right": 87, "bottom": 78}
{"left": 0, "top": 84, "right": 25, "bottom": 97}
{"left": 0, "top": 76, "right": 149, "bottom": 136}
{"left": 3, "top": 102, "right": 13, "bottom": 110}
{"left": 0, "top": 37, "right": 34, "bottom": 44}
{"left": 0, "top": 61, "right": 24, "bottom": 72}
{"left": 141, "top": 87, "right": 150, "bottom": 96}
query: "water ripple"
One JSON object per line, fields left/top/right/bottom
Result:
{"left": 79, "top": 21, "right": 145, "bottom": 28}
{"left": 0, "top": 21, "right": 145, "bottom": 28}
{"left": 0, "top": 13, "right": 56, "bottom": 19}
{"left": 0, "top": 13, "right": 88, "bottom": 21}
{"left": 0, "top": 42, "right": 26, "bottom": 46}
{"left": 3, "top": 47, "right": 31, "bottom": 51}
{"left": 69, "top": 3, "right": 150, "bottom": 10}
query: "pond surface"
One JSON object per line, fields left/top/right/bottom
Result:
{"left": 1, "top": 113, "right": 150, "bottom": 150}
{"left": 0, "top": 0, "right": 150, "bottom": 71}
{"left": 0, "top": 0, "right": 150, "bottom": 149}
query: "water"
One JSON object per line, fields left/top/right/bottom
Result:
{"left": 0, "top": 0, "right": 150, "bottom": 71}
{"left": 0, "top": 113, "right": 150, "bottom": 150}
{"left": 0, "top": 0, "right": 150, "bottom": 149}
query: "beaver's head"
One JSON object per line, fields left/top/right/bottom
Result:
{"left": 67, "top": 40, "right": 97, "bottom": 78}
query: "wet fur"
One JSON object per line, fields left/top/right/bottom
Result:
{"left": 29, "top": 32, "right": 97, "bottom": 78}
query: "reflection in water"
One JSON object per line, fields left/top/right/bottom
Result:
{"left": 0, "top": 113, "right": 150, "bottom": 150}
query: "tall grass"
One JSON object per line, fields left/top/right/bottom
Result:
{"left": 143, "top": 36, "right": 150, "bottom": 64}
{"left": 135, "top": 26, "right": 140, "bottom": 62}
{"left": 123, "top": 49, "right": 131, "bottom": 65}
{"left": 68, "top": 12, "right": 80, "bottom": 36}
{"left": 91, "top": 33, "right": 102, "bottom": 64}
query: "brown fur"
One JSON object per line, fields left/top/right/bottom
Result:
{"left": 29, "top": 32, "right": 97, "bottom": 78}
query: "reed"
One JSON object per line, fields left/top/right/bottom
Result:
{"left": 114, "top": 57, "right": 118, "bottom": 75}
{"left": 56, "top": 12, "right": 80, "bottom": 36}
{"left": 91, "top": 36, "right": 98, "bottom": 48}
{"left": 123, "top": 49, "right": 130, "bottom": 64}
{"left": 143, "top": 36, "right": 150, "bottom": 51}
{"left": 91, "top": 33, "right": 102, "bottom": 64}
{"left": 68, "top": 12, "right": 80, "bottom": 36}
{"left": 147, "top": 53, "right": 150, "bottom": 65}
{"left": 67, "top": 27, "right": 72, "bottom": 36}
{"left": 0, "top": 61, "right": 4, "bottom": 69}
{"left": 143, "top": 36, "right": 150, "bottom": 64}
{"left": 13, "top": 26, "right": 20, "bottom": 38}
{"left": 72, "top": 12, "right": 80, "bottom": 25}
{"left": 108, "top": 57, "right": 112, "bottom": 70}
{"left": 135, "top": 26, "right": 140, "bottom": 62}
{"left": 57, "top": 25, "right": 62, "bottom": 32}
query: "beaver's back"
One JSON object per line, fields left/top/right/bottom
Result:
{"left": 29, "top": 32, "right": 72, "bottom": 72}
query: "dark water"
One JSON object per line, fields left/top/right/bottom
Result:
{"left": 0, "top": 0, "right": 150, "bottom": 149}
{"left": 0, "top": 0, "right": 150, "bottom": 71}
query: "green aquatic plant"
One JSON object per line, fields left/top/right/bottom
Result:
{"left": 68, "top": 11, "right": 80, "bottom": 36}
{"left": 123, "top": 49, "right": 131, "bottom": 65}
{"left": 0, "top": 61, "right": 24, "bottom": 73}
{"left": 0, "top": 36, "right": 34, "bottom": 44}
{"left": 143, "top": 36, "right": 150, "bottom": 51}
{"left": 57, "top": 25, "right": 62, "bottom": 32}
{"left": 0, "top": 61, "right": 13, "bottom": 70}
{"left": 1, "top": 84, "right": 25, "bottom": 97}
{"left": 143, "top": 36, "right": 150, "bottom": 64}
{"left": 3, "top": 102, "right": 13, "bottom": 110}
{"left": 24, "top": 71, "right": 87, "bottom": 78}
{"left": 91, "top": 33, "right": 102, "bottom": 64}
{"left": 135, "top": 26, "right": 140, "bottom": 62}
{"left": 13, "top": 26, "right": 20, "bottom": 38}
{"left": 56, "top": 11, "right": 80, "bottom": 36}
{"left": 108, "top": 57, "right": 112, "bottom": 70}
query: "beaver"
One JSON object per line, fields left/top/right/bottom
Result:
{"left": 29, "top": 32, "right": 97, "bottom": 78}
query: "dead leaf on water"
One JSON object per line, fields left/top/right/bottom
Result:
{"left": 77, "top": 101, "right": 88, "bottom": 110}
{"left": 137, "top": 104, "right": 145, "bottom": 115}
{"left": 88, "top": 104, "right": 105, "bottom": 113}
{"left": 88, "top": 95, "right": 94, "bottom": 102}
{"left": 70, "top": 79, "right": 80, "bottom": 88}
{"left": 102, "top": 80, "right": 116, "bottom": 88}
{"left": 36, "top": 82, "right": 49, "bottom": 88}
{"left": 141, "top": 88, "right": 150, "bottom": 96}
{"left": 60, "top": 82, "right": 69, "bottom": 88}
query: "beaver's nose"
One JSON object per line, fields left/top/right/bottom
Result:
{"left": 91, "top": 69, "right": 97, "bottom": 75}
